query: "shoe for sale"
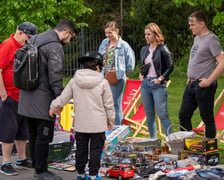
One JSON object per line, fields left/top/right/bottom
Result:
{"left": 0, "top": 162, "right": 18, "bottom": 176}
{"left": 32, "top": 171, "right": 62, "bottom": 180}
{"left": 15, "top": 159, "right": 33, "bottom": 170}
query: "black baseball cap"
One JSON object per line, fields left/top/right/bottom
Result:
{"left": 18, "top": 22, "right": 37, "bottom": 37}
{"left": 78, "top": 51, "right": 103, "bottom": 64}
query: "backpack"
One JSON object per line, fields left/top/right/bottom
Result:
{"left": 13, "top": 36, "right": 58, "bottom": 90}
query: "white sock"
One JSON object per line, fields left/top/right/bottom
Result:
{"left": 89, "top": 175, "right": 96, "bottom": 180}
{"left": 78, "top": 174, "right": 85, "bottom": 178}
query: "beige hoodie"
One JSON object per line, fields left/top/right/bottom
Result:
{"left": 50, "top": 69, "right": 115, "bottom": 133}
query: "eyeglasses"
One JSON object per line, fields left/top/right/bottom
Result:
{"left": 68, "top": 31, "right": 75, "bottom": 41}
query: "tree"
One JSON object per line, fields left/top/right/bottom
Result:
{"left": 126, "top": 0, "right": 205, "bottom": 61}
{"left": 81, "top": 0, "right": 132, "bottom": 33}
{"left": 172, "top": 0, "right": 224, "bottom": 43}
{"left": 172, "top": 0, "right": 224, "bottom": 25}
{"left": 0, "top": 0, "right": 92, "bottom": 42}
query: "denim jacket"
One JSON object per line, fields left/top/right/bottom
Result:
{"left": 140, "top": 44, "right": 173, "bottom": 80}
{"left": 98, "top": 37, "right": 135, "bottom": 80}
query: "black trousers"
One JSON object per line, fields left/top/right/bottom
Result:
{"left": 26, "top": 117, "right": 54, "bottom": 173}
{"left": 75, "top": 132, "right": 105, "bottom": 176}
{"left": 179, "top": 80, "right": 217, "bottom": 138}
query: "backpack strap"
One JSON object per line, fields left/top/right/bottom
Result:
{"left": 30, "top": 34, "right": 60, "bottom": 48}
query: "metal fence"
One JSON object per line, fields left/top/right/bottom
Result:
{"left": 63, "top": 28, "right": 140, "bottom": 78}
{"left": 63, "top": 28, "right": 187, "bottom": 78}
{"left": 63, "top": 28, "right": 105, "bottom": 77}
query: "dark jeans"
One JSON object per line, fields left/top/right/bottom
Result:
{"left": 75, "top": 132, "right": 105, "bottom": 176}
{"left": 26, "top": 117, "right": 54, "bottom": 173}
{"left": 179, "top": 80, "right": 217, "bottom": 138}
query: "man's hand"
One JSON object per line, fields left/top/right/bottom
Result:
{"left": 199, "top": 78, "right": 212, "bottom": 88}
{"left": 0, "top": 69, "right": 8, "bottom": 101}
{"left": 0, "top": 94, "right": 7, "bottom": 101}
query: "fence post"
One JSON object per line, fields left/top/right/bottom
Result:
{"left": 81, "top": 27, "right": 85, "bottom": 56}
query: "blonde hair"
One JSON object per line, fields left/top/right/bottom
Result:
{"left": 104, "top": 21, "right": 119, "bottom": 31}
{"left": 145, "top": 23, "right": 164, "bottom": 45}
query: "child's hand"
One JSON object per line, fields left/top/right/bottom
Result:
{"left": 49, "top": 107, "right": 63, "bottom": 118}
{"left": 108, "top": 120, "right": 114, "bottom": 130}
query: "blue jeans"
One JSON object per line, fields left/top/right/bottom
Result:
{"left": 140, "top": 78, "right": 172, "bottom": 138}
{"left": 179, "top": 80, "right": 217, "bottom": 138}
{"left": 110, "top": 78, "right": 125, "bottom": 125}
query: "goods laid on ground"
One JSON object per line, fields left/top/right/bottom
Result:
{"left": 43, "top": 126, "right": 223, "bottom": 179}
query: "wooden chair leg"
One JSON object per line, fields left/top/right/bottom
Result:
{"left": 132, "top": 118, "right": 147, "bottom": 137}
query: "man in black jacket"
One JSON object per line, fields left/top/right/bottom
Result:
{"left": 18, "top": 19, "right": 78, "bottom": 180}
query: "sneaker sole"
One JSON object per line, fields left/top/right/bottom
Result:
{"left": 15, "top": 164, "right": 33, "bottom": 170}
{"left": 0, "top": 169, "right": 18, "bottom": 176}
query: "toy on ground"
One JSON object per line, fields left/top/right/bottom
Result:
{"left": 105, "top": 164, "right": 135, "bottom": 180}
{"left": 135, "top": 164, "right": 157, "bottom": 178}
{"left": 153, "top": 158, "right": 178, "bottom": 171}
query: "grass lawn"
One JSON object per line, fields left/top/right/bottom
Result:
{"left": 127, "top": 63, "right": 224, "bottom": 164}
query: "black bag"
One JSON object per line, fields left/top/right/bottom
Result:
{"left": 13, "top": 36, "right": 58, "bottom": 90}
{"left": 140, "top": 63, "right": 151, "bottom": 76}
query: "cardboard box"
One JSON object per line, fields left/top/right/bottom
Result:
{"left": 48, "top": 141, "right": 72, "bottom": 162}
{"left": 179, "top": 150, "right": 219, "bottom": 166}
{"left": 105, "top": 125, "right": 131, "bottom": 146}
{"left": 159, "top": 154, "right": 179, "bottom": 161}
{"left": 26, "top": 131, "right": 73, "bottom": 162}
{"left": 103, "top": 125, "right": 131, "bottom": 154}
{"left": 184, "top": 137, "right": 217, "bottom": 152}
{"left": 204, "top": 152, "right": 220, "bottom": 166}
{"left": 122, "top": 137, "right": 161, "bottom": 151}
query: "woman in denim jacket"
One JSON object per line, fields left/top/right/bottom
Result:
{"left": 98, "top": 21, "right": 135, "bottom": 125}
{"left": 139, "top": 22, "right": 173, "bottom": 138}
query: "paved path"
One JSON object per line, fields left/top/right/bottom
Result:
{"left": 0, "top": 155, "right": 148, "bottom": 180}
{"left": 0, "top": 155, "right": 76, "bottom": 180}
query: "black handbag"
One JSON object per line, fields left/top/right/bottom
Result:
{"left": 140, "top": 63, "right": 151, "bottom": 76}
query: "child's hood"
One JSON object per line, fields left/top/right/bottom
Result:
{"left": 74, "top": 69, "right": 104, "bottom": 89}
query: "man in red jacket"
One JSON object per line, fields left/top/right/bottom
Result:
{"left": 0, "top": 22, "right": 37, "bottom": 176}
